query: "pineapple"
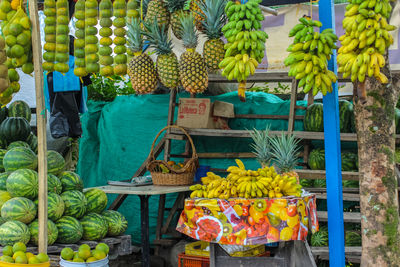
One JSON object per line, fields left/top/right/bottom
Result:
{"left": 269, "top": 133, "right": 301, "bottom": 182}
{"left": 179, "top": 14, "right": 208, "bottom": 94}
{"left": 127, "top": 18, "right": 158, "bottom": 94}
{"left": 190, "top": 0, "right": 205, "bottom": 31}
{"left": 199, "top": 0, "right": 226, "bottom": 72}
{"left": 165, "top": 0, "right": 188, "bottom": 39}
{"left": 142, "top": 20, "right": 179, "bottom": 89}
{"left": 144, "top": 0, "right": 170, "bottom": 31}
{"left": 249, "top": 126, "right": 273, "bottom": 167}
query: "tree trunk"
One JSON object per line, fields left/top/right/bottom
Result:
{"left": 354, "top": 58, "right": 400, "bottom": 266}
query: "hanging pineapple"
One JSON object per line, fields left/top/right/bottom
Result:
{"left": 179, "top": 13, "right": 208, "bottom": 94}
{"left": 144, "top": 0, "right": 170, "bottom": 30}
{"left": 199, "top": 0, "right": 226, "bottom": 72}
{"left": 127, "top": 18, "right": 158, "bottom": 94}
{"left": 165, "top": 0, "right": 188, "bottom": 39}
{"left": 190, "top": 0, "right": 205, "bottom": 31}
{"left": 142, "top": 20, "right": 179, "bottom": 89}
{"left": 73, "top": 0, "right": 87, "bottom": 77}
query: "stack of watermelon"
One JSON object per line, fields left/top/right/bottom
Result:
{"left": 0, "top": 100, "right": 128, "bottom": 246}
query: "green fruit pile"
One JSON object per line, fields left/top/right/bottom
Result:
{"left": 43, "top": 0, "right": 56, "bottom": 72}
{"left": 73, "top": 0, "right": 87, "bottom": 77}
{"left": 337, "top": 0, "right": 396, "bottom": 83}
{"left": 85, "top": 0, "right": 99, "bottom": 74}
{"left": 60, "top": 243, "right": 109, "bottom": 263}
{"left": 220, "top": 0, "right": 268, "bottom": 101}
{"left": 126, "top": 0, "right": 139, "bottom": 63}
{"left": 0, "top": 242, "right": 49, "bottom": 264}
{"left": 0, "top": 37, "right": 9, "bottom": 95}
{"left": 113, "top": 0, "right": 127, "bottom": 75}
{"left": 99, "top": 0, "right": 113, "bottom": 77}
{"left": 54, "top": 0, "right": 69, "bottom": 73}
{"left": 285, "top": 18, "right": 338, "bottom": 96}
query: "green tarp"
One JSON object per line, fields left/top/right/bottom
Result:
{"left": 77, "top": 91, "right": 307, "bottom": 244}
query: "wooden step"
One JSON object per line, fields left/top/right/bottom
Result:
{"left": 315, "top": 192, "right": 360, "bottom": 202}
{"left": 311, "top": 246, "right": 361, "bottom": 263}
{"left": 317, "top": 211, "right": 361, "bottom": 223}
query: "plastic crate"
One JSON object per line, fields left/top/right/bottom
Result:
{"left": 185, "top": 241, "right": 265, "bottom": 257}
{"left": 178, "top": 253, "right": 210, "bottom": 267}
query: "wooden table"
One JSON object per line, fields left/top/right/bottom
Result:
{"left": 93, "top": 185, "right": 190, "bottom": 267}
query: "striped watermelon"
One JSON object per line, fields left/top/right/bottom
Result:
{"left": 311, "top": 226, "right": 329, "bottom": 247}
{"left": 7, "top": 141, "right": 30, "bottom": 150}
{"left": 0, "top": 217, "right": 6, "bottom": 225}
{"left": 61, "top": 190, "right": 87, "bottom": 219}
{"left": 80, "top": 213, "right": 108, "bottom": 241}
{"left": 6, "top": 169, "right": 38, "bottom": 199}
{"left": 48, "top": 174, "right": 62, "bottom": 194}
{"left": 48, "top": 192, "right": 65, "bottom": 221}
{"left": 1, "top": 197, "right": 37, "bottom": 224}
{"left": 342, "top": 180, "right": 359, "bottom": 188}
{"left": 8, "top": 100, "right": 31, "bottom": 122}
{"left": 29, "top": 219, "right": 58, "bottom": 246}
{"left": 0, "top": 220, "right": 31, "bottom": 245}
{"left": 0, "top": 149, "right": 6, "bottom": 172}
{"left": 342, "top": 152, "right": 358, "bottom": 171}
{"left": 308, "top": 149, "right": 325, "bottom": 170}
{"left": 0, "top": 106, "right": 7, "bottom": 124}
{"left": 0, "top": 117, "right": 31, "bottom": 143}
{"left": 339, "top": 100, "right": 353, "bottom": 133}
{"left": 0, "top": 138, "right": 6, "bottom": 149}
{"left": 59, "top": 171, "right": 84, "bottom": 192}
{"left": 300, "top": 179, "right": 314, "bottom": 188}
{"left": 84, "top": 188, "right": 108, "bottom": 214}
{"left": 304, "top": 103, "right": 324, "bottom": 132}
{"left": 56, "top": 216, "right": 83, "bottom": 244}
{"left": 0, "top": 190, "right": 11, "bottom": 209}
{"left": 102, "top": 210, "right": 128, "bottom": 236}
{"left": 3, "top": 147, "right": 37, "bottom": 172}
{"left": 26, "top": 133, "right": 38, "bottom": 154}
{"left": 47, "top": 150, "right": 65, "bottom": 175}
{"left": 0, "top": 172, "right": 10, "bottom": 190}
{"left": 314, "top": 179, "right": 326, "bottom": 188}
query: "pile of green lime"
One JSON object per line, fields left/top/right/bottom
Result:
{"left": 61, "top": 243, "right": 109, "bottom": 263}
{"left": 0, "top": 242, "right": 49, "bottom": 264}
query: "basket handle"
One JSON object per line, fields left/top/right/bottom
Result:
{"left": 148, "top": 125, "right": 197, "bottom": 162}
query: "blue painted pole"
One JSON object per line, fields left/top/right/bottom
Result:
{"left": 318, "top": 1, "right": 345, "bottom": 267}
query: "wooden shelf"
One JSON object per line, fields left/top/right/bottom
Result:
{"left": 315, "top": 192, "right": 360, "bottom": 202}
{"left": 297, "top": 169, "right": 360, "bottom": 181}
{"left": 317, "top": 211, "right": 361, "bottom": 223}
{"left": 311, "top": 246, "right": 361, "bottom": 263}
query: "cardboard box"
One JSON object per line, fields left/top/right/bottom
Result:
{"left": 177, "top": 98, "right": 234, "bottom": 129}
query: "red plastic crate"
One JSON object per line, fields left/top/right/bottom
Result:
{"left": 178, "top": 253, "right": 210, "bottom": 267}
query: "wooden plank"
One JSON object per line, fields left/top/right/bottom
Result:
{"left": 317, "top": 211, "right": 361, "bottom": 223}
{"left": 154, "top": 194, "right": 166, "bottom": 256}
{"left": 161, "top": 192, "right": 185, "bottom": 234}
{"left": 311, "top": 246, "right": 361, "bottom": 263}
{"left": 29, "top": 0, "right": 47, "bottom": 253}
{"left": 315, "top": 192, "right": 360, "bottom": 202}
{"left": 288, "top": 78, "right": 298, "bottom": 133}
{"left": 197, "top": 152, "right": 256, "bottom": 158}
{"left": 234, "top": 114, "right": 304, "bottom": 120}
{"left": 95, "top": 185, "right": 191, "bottom": 196}
{"left": 297, "top": 169, "right": 360, "bottom": 181}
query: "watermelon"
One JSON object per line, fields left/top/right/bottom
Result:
{"left": 308, "top": 149, "right": 325, "bottom": 170}
{"left": 314, "top": 179, "right": 326, "bottom": 188}
{"left": 0, "top": 149, "right": 6, "bottom": 172}
{"left": 56, "top": 216, "right": 83, "bottom": 244}
{"left": 102, "top": 210, "right": 128, "bottom": 236}
{"left": 1, "top": 197, "right": 37, "bottom": 224}
{"left": 80, "top": 213, "right": 108, "bottom": 241}
{"left": 0, "top": 172, "right": 10, "bottom": 190}
{"left": 47, "top": 150, "right": 65, "bottom": 175}
{"left": 0, "top": 138, "right": 6, "bottom": 149}
{"left": 0, "top": 117, "right": 31, "bottom": 144}
{"left": 84, "top": 188, "right": 108, "bottom": 214}
{"left": 304, "top": 103, "right": 324, "bottom": 132}
{"left": 29, "top": 219, "right": 58, "bottom": 245}
{"left": 345, "top": 231, "right": 362, "bottom": 246}
{"left": 3, "top": 147, "right": 37, "bottom": 172}
{"left": 6, "top": 169, "right": 38, "bottom": 199}
{"left": 395, "top": 108, "right": 400, "bottom": 134}
{"left": 0, "top": 106, "right": 7, "bottom": 124}
{"left": 26, "top": 133, "right": 38, "bottom": 154}
{"left": 48, "top": 192, "right": 65, "bottom": 221}
{"left": 342, "top": 180, "right": 359, "bottom": 188}
{"left": 300, "top": 179, "right": 314, "bottom": 188}
{"left": 61, "top": 190, "right": 87, "bottom": 219}
{"left": 8, "top": 101, "right": 31, "bottom": 122}
{"left": 48, "top": 174, "right": 62, "bottom": 194}
{"left": 59, "top": 171, "right": 84, "bottom": 192}
{"left": 339, "top": 100, "right": 353, "bottom": 133}
{"left": 0, "top": 217, "right": 6, "bottom": 226}
{"left": 311, "top": 226, "right": 329, "bottom": 247}
{"left": 7, "top": 141, "right": 30, "bottom": 150}
{"left": 341, "top": 152, "right": 358, "bottom": 171}
{"left": 0, "top": 190, "right": 11, "bottom": 209}
{"left": 0, "top": 220, "right": 31, "bottom": 245}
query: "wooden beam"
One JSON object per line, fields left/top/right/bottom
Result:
{"left": 297, "top": 169, "right": 360, "bottom": 181}
{"left": 288, "top": 78, "right": 298, "bottom": 133}
{"left": 29, "top": 0, "right": 48, "bottom": 253}
{"left": 317, "top": 211, "right": 361, "bottom": 223}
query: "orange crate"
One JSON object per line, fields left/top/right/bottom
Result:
{"left": 178, "top": 253, "right": 210, "bottom": 267}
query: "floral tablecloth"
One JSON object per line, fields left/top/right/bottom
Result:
{"left": 176, "top": 194, "right": 318, "bottom": 245}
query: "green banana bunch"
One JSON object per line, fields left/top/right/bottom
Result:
{"left": 338, "top": 0, "right": 396, "bottom": 83}
{"left": 285, "top": 18, "right": 338, "bottom": 96}
{"left": 221, "top": 0, "right": 267, "bottom": 101}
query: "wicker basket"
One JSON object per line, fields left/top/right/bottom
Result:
{"left": 147, "top": 125, "right": 198, "bottom": 186}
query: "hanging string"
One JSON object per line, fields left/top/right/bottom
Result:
{"left": 310, "top": 0, "right": 319, "bottom": 20}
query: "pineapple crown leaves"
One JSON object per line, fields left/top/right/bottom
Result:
{"left": 180, "top": 13, "right": 198, "bottom": 49}
{"left": 165, "top": 0, "right": 187, "bottom": 13}
{"left": 127, "top": 17, "right": 145, "bottom": 53}
{"left": 198, "top": 0, "right": 227, "bottom": 39}
{"left": 142, "top": 18, "right": 174, "bottom": 55}
{"left": 269, "top": 133, "right": 301, "bottom": 173}
{"left": 248, "top": 125, "right": 273, "bottom": 167}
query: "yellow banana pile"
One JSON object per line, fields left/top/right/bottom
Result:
{"left": 220, "top": 0, "right": 268, "bottom": 101}
{"left": 285, "top": 18, "right": 338, "bottom": 96}
{"left": 189, "top": 159, "right": 302, "bottom": 199}
{"left": 337, "top": 0, "right": 396, "bottom": 83}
